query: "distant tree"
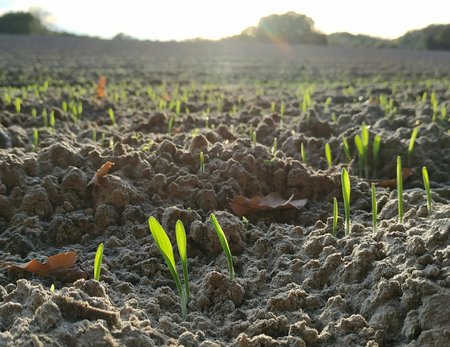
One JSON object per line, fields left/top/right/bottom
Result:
{"left": 240, "top": 11, "right": 327, "bottom": 45}
{"left": 0, "top": 11, "right": 48, "bottom": 35}
{"left": 328, "top": 32, "right": 393, "bottom": 48}
{"left": 112, "top": 32, "right": 136, "bottom": 41}
{"left": 397, "top": 24, "right": 450, "bottom": 50}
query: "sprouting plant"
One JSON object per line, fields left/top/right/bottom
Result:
{"left": 31, "top": 108, "right": 37, "bottom": 118}
{"left": 50, "top": 284, "right": 55, "bottom": 294}
{"left": 324, "top": 97, "right": 332, "bottom": 112}
{"left": 342, "top": 136, "right": 351, "bottom": 163}
{"left": 251, "top": 130, "right": 257, "bottom": 145}
{"left": 325, "top": 142, "right": 332, "bottom": 168}
{"left": 441, "top": 104, "right": 447, "bottom": 121}
{"left": 372, "top": 134, "right": 381, "bottom": 177}
{"left": 407, "top": 127, "right": 419, "bottom": 167}
{"left": 168, "top": 113, "right": 174, "bottom": 134}
{"left": 422, "top": 166, "right": 432, "bottom": 216}
{"left": 354, "top": 134, "right": 364, "bottom": 176}
{"left": 397, "top": 156, "right": 403, "bottom": 224}
{"left": 341, "top": 168, "right": 351, "bottom": 235}
{"left": 62, "top": 101, "right": 67, "bottom": 112}
{"left": 14, "top": 98, "right": 21, "bottom": 113}
{"left": 175, "top": 220, "right": 189, "bottom": 300}
{"left": 175, "top": 100, "right": 181, "bottom": 115}
{"left": 94, "top": 242, "right": 104, "bottom": 281}
{"left": 421, "top": 91, "right": 427, "bottom": 104}
{"left": 92, "top": 128, "right": 97, "bottom": 142}
{"left": 361, "top": 123, "right": 370, "bottom": 178}
{"left": 210, "top": 214, "right": 235, "bottom": 281}
{"left": 301, "top": 142, "right": 307, "bottom": 164}
{"left": 50, "top": 110, "right": 55, "bottom": 129}
{"left": 371, "top": 183, "right": 377, "bottom": 233}
{"left": 242, "top": 216, "right": 249, "bottom": 228}
{"left": 148, "top": 216, "right": 187, "bottom": 318}
{"left": 332, "top": 197, "right": 338, "bottom": 237}
{"left": 270, "top": 101, "right": 275, "bottom": 113}
{"left": 33, "top": 128, "right": 38, "bottom": 150}
{"left": 199, "top": 151, "right": 205, "bottom": 174}
{"left": 3, "top": 92, "right": 12, "bottom": 105}
{"left": 108, "top": 108, "right": 117, "bottom": 127}
{"left": 280, "top": 101, "right": 285, "bottom": 118}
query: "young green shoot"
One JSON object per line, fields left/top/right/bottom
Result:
{"left": 108, "top": 108, "right": 117, "bottom": 127}
{"left": 342, "top": 136, "right": 351, "bottom": 163}
{"left": 407, "top": 127, "right": 419, "bottom": 167}
{"left": 50, "top": 284, "right": 55, "bottom": 294}
{"left": 210, "top": 213, "right": 235, "bottom": 281}
{"left": 361, "top": 123, "right": 370, "bottom": 178}
{"left": 199, "top": 151, "right": 205, "bottom": 174}
{"left": 251, "top": 130, "right": 257, "bottom": 145}
{"left": 354, "top": 135, "right": 364, "bottom": 177}
{"left": 148, "top": 216, "right": 187, "bottom": 318}
{"left": 168, "top": 113, "right": 175, "bottom": 134}
{"left": 175, "top": 220, "right": 189, "bottom": 300}
{"left": 371, "top": 183, "right": 377, "bottom": 233}
{"left": 332, "top": 197, "right": 338, "bottom": 237}
{"left": 397, "top": 156, "right": 403, "bottom": 224}
{"left": 325, "top": 142, "right": 332, "bottom": 168}
{"left": 422, "top": 166, "right": 432, "bottom": 216}
{"left": 50, "top": 110, "right": 55, "bottom": 130}
{"left": 33, "top": 128, "right": 38, "bottom": 150}
{"left": 341, "top": 168, "right": 351, "bottom": 235}
{"left": 31, "top": 108, "right": 37, "bottom": 119}
{"left": 301, "top": 142, "right": 307, "bottom": 164}
{"left": 94, "top": 243, "right": 104, "bottom": 281}
{"left": 14, "top": 98, "right": 21, "bottom": 113}
{"left": 372, "top": 134, "right": 381, "bottom": 177}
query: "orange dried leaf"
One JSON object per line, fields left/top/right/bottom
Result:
{"left": 375, "top": 168, "right": 414, "bottom": 188}
{"left": 229, "top": 192, "right": 307, "bottom": 217}
{"left": 0, "top": 251, "right": 87, "bottom": 281}
{"left": 88, "top": 161, "right": 115, "bottom": 187}
{"left": 96, "top": 76, "right": 107, "bottom": 99}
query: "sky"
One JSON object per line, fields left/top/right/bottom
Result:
{"left": 0, "top": 0, "right": 449, "bottom": 41}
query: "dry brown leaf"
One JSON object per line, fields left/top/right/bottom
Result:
{"left": 87, "top": 161, "right": 115, "bottom": 187}
{"left": 0, "top": 251, "right": 87, "bottom": 282}
{"left": 375, "top": 168, "right": 414, "bottom": 188}
{"left": 229, "top": 192, "right": 307, "bottom": 217}
{"left": 96, "top": 76, "right": 107, "bottom": 99}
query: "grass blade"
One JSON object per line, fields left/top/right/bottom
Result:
{"left": 210, "top": 214, "right": 235, "bottom": 281}
{"left": 372, "top": 134, "right": 381, "bottom": 177}
{"left": 148, "top": 216, "right": 186, "bottom": 318}
{"left": 332, "top": 197, "right": 338, "bottom": 237}
{"left": 371, "top": 183, "right": 377, "bottom": 233}
{"left": 407, "top": 127, "right": 419, "bottom": 167}
{"left": 341, "top": 136, "right": 351, "bottom": 163}
{"left": 422, "top": 166, "right": 432, "bottom": 216}
{"left": 354, "top": 134, "right": 363, "bottom": 177}
{"left": 175, "top": 219, "right": 190, "bottom": 300}
{"left": 397, "top": 156, "right": 403, "bottom": 224}
{"left": 325, "top": 142, "right": 332, "bottom": 168}
{"left": 341, "top": 168, "right": 351, "bottom": 235}
{"left": 94, "top": 242, "right": 104, "bottom": 281}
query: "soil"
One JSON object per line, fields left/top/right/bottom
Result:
{"left": 0, "top": 36, "right": 450, "bottom": 347}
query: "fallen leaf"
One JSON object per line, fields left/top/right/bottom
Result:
{"left": 87, "top": 161, "right": 115, "bottom": 187}
{"left": 96, "top": 76, "right": 107, "bottom": 99}
{"left": 0, "top": 251, "right": 87, "bottom": 282}
{"left": 229, "top": 192, "right": 307, "bottom": 217}
{"left": 375, "top": 168, "right": 414, "bottom": 188}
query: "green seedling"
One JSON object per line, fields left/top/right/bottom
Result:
{"left": 372, "top": 134, "right": 381, "bottom": 177}
{"left": 3, "top": 92, "right": 11, "bottom": 105}
{"left": 33, "top": 128, "right": 38, "bottom": 150}
{"left": 441, "top": 104, "right": 447, "bottom": 120}
{"left": 325, "top": 142, "right": 332, "bottom": 168}
{"left": 92, "top": 128, "right": 97, "bottom": 142}
{"left": 342, "top": 136, "right": 351, "bottom": 163}
{"left": 421, "top": 91, "right": 427, "bottom": 104}
{"left": 251, "top": 130, "right": 257, "bottom": 145}
{"left": 332, "top": 197, "right": 338, "bottom": 237}
{"left": 361, "top": 123, "right": 370, "bottom": 178}
{"left": 108, "top": 108, "right": 117, "bottom": 127}
{"left": 175, "top": 100, "right": 181, "bottom": 115}
{"left": 354, "top": 135, "right": 364, "bottom": 176}
{"left": 168, "top": 114, "right": 174, "bottom": 134}
{"left": 422, "top": 166, "right": 432, "bottom": 216}
{"left": 14, "top": 98, "right": 21, "bottom": 113}
{"left": 62, "top": 101, "right": 67, "bottom": 112}
{"left": 94, "top": 243, "right": 104, "bottom": 281}
{"left": 50, "top": 284, "right": 55, "bottom": 293}
{"left": 280, "top": 101, "right": 285, "bottom": 118}
{"left": 407, "top": 127, "right": 419, "bottom": 167}
{"left": 50, "top": 110, "right": 55, "bottom": 129}
{"left": 199, "top": 151, "right": 205, "bottom": 174}
{"left": 175, "top": 220, "right": 189, "bottom": 300}
{"left": 210, "top": 214, "right": 235, "bottom": 281}
{"left": 397, "top": 156, "right": 403, "bottom": 224}
{"left": 31, "top": 108, "right": 37, "bottom": 118}
{"left": 341, "top": 168, "right": 351, "bottom": 235}
{"left": 148, "top": 216, "right": 187, "bottom": 318}
{"left": 270, "top": 101, "right": 275, "bottom": 113}
{"left": 324, "top": 97, "right": 332, "bottom": 112}
{"left": 371, "top": 183, "right": 377, "bottom": 233}
{"left": 301, "top": 142, "right": 307, "bottom": 164}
